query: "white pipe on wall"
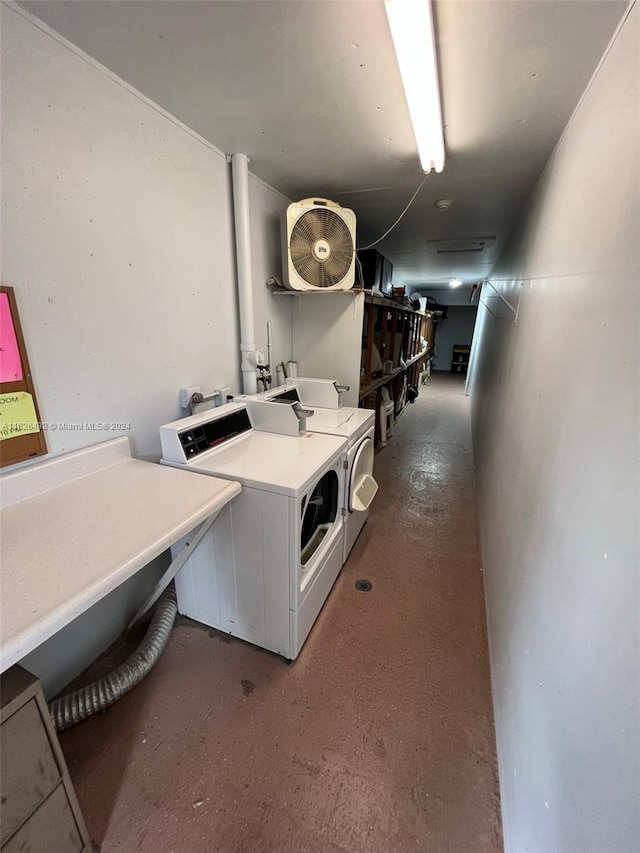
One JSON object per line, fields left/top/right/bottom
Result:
{"left": 230, "top": 153, "right": 257, "bottom": 395}
{"left": 266, "top": 321, "right": 273, "bottom": 370}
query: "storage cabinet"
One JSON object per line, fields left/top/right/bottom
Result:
{"left": 451, "top": 344, "right": 470, "bottom": 375}
{"left": 0, "top": 667, "right": 91, "bottom": 853}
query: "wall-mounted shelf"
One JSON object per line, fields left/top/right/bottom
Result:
{"left": 479, "top": 279, "right": 522, "bottom": 320}
{"left": 270, "top": 286, "right": 363, "bottom": 297}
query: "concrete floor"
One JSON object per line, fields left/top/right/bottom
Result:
{"left": 59, "top": 373, "right": 503, "bottom": 852}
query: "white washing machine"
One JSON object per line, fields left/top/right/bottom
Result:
{"left": 238, "top": 379, "right": 378, "bottom": 561}
{"left": 159, "top": 402, "right": 347, "bottom": 660}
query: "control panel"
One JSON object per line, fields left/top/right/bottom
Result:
{"left": 178, "top": 409, "right": 252, "bottom": 459}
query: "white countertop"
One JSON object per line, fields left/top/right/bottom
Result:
{"left": 0, "top": 437, "right": 241, "bottom": 672}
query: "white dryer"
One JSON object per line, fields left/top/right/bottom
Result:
{"left": 239, "top": 379, "right": 378, "bottom": 561}
{"left": 309, "top": 407, "right": 376, "bottom": 561}
{"left": 159, "top": 402, "right": 347, "bottom": 660}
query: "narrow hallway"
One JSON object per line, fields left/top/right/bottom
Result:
{"left": 60, "top": 374, "right": 502, "bottom": 852}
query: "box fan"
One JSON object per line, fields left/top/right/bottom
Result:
{"left": 281, "top": 198, "right": 356, "bottom": 291}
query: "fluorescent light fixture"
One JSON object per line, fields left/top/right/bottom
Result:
{"left": 385, "top": 0, "right": 445, "bottom": 174}
{"left": 449, "top": 278, "right": 462, "bottom": 288}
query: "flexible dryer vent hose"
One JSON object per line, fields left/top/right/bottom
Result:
{"left": 49, "top": 586, "right": 178, "bottom": 732}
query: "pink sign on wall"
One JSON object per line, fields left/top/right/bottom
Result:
{"left": 0, "top": 292, "right": 24, "bottom": 383}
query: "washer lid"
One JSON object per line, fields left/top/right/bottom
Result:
{"left": 167, "top": 430, "right": 347, "bottom": 498}
{"left": 349, "top": 437, "right": 378, "bottom": 511}
{"left": 306, "top": 407, "right": 375, "bottom": 441}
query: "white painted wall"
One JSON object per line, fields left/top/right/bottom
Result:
{"left": 1, "top": 6, "right": 291, "bottom": 694}
{"left": 470, "top": 5, "right": 640, "bottom": 852}
{"left": 248, "top": 182, "right": 294, "bottom": 378}
{"left": 293, "top": 292, "right": 365, "bottom": 408}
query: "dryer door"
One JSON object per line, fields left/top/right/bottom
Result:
{"left": 348, "top": 437, "right": 378, "bottom": 512}
{"left": 300, "top": 468, "right": 339, "bottom": 568}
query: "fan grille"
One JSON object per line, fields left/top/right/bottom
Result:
{"left": 290, "top": 208, "right": 354, "bottom": 288}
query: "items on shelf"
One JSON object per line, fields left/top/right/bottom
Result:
{"left": 424, "top": 295, "right": 449, "bottom": 320}
{"left": 357, "top": 249, "right": 393, "bottom": 294}
{"left": 379, "top": 386, "right": 395, "bottom": 448}
{"left": 359, "top": 292, "right": 435, "bottom": 448}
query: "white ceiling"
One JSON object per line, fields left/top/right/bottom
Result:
{"left": 19, "top": 0, "right": 627, "bottom": 291}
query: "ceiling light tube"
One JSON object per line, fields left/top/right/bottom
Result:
{"left": 449, "top": 278, "right": 462, "bottom": 288}
{"left": 385, "top": 0, "right": 445, "bottom": 174}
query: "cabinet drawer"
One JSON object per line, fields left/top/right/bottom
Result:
{"left": 2, "top": 783, "right": 84, "bottom": 853}
{"left": 0, "top": 699, "right": 61, "bottom": 845}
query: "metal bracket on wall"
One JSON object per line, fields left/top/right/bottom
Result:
{"left": 479, "top": 279, "right": 523, "bottom": 322}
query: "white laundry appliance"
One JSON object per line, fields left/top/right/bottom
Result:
{"left": 237, "top": 378, "right": 378, "bottom": 561}
{"left": 159, "top": 401, "right": 347, "bottom": 660}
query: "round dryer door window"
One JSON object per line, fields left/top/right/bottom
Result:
{"left": 300, "top": 470, "right": 339, "bottom": 566}
{"left": 349, "top": 437, "right": 378, "bottom": 512}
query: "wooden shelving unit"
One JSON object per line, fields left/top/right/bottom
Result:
{"left": 359, "top": 347, "right": 429, "bottom": 399}
{"left": 278, "top": 286, "right": 435, "bottom": 447}
{"left": 359, "top": 293, "right": 434, "bottom": 446}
